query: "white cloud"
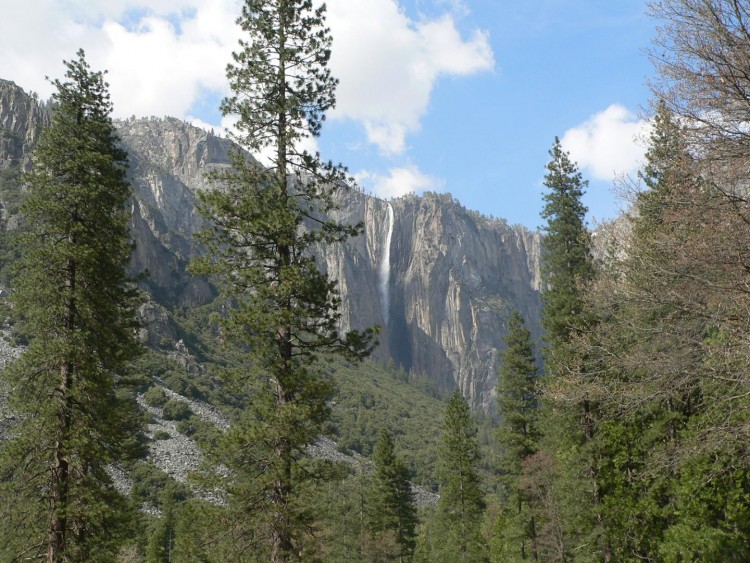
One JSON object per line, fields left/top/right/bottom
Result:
{"left": 561, "top": 104, "right": 651, "bottom": 181}
{"left": 0, "top": 0, "right": 240, "bottom": 121}
{"left": 0, "top": 0, "right": 491, "bottom": 165}
{"left": 100, "top": 14, "right": 233, "bottom": 119}
{"left": 356, "top": 166, "right": 443, "bottom": 199}
{"left": 326, "top": 0, "right": 494, "bottom": 154}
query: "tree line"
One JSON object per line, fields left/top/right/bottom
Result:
{"left": 1, "top": 0, "right": 749, "bottom": 561}
{"left": 491, "top": 1, "right": 750, "bottom": 560}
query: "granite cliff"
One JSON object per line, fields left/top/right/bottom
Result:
{"left": 321, "top": 190, "right": 542, "bottom": 412}
{"left": 0, "top": 79, "right": 50, "bottom": 171}
{"left": 0, "top": 80, "right": 542, "bottom": 413}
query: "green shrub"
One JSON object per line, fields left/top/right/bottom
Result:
{"left": 129, "top": 462, "right": 188, "bottom": 508}
{"left": 163, "top": 371, "right": 207, "bottom": 402}
{"left": 131, "top": 350, "right": 173, "bottom": 378}
{"left": 130, "top": 463, "right": 170, "bottom": 506}
{"left": 162, "top": 399, "right": 192, "bottom": 421}
{"left": 122, "top": 372, "right": 151, "bottom": 393}
{"left": 144, "top": 386, "right": 167, "bottom": 407}
{"left": 153, "top": 430, "right": 170, "bottom": 440}
{"left": 176, "top": 418, "right": 220, "bottom": 451}
{"left": 176, "top": 418, "right": 196, "bottom": 436}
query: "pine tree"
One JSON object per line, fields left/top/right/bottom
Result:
{"left": 0, "top": 50, "right": 142, "bottom": 562}
{"left": 540, "top": 137, "right": 593, "bottom": 351}
{"left": 146, "top": 483, "right": 182, "bottom": 563}
{"left": 429, "top": 390, "right": 486, "bottom": 562}
{"left": 494, "top": 310, "right": 539, "bottom": 560}
{"left": 497, "top": 311, "right": 539, "bottom": 478}
{"left": 315, "top": 469, "right": 369, "bottom": 562}
{"left": 535, "top": 138, "right": 598, "bottom": 560}
{"left": 191, "top": 1, "right": 375, "bottom": 560}
{"left": 366, "top": 430, "right": 418, "bottom": 562}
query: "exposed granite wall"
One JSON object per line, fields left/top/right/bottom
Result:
{"left": 0, "top": 80, "right": 543, "bottom": 413}
{"left": 0, "top": 79, "right": 50, "bottom": 171}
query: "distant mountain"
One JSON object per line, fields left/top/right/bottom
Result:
{"left": 0, "top": 79, "right": 542, "bottom": 413}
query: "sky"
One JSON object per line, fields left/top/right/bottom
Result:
{"left": 0, "top": 0, "right": 657, "bottom": 229}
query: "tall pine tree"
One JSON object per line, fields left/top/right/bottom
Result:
{"left": 427, "top": 390, "right": 486, "bottom": 562}
{"left": 535, "top": 138, "right": 599, "bottom": 560}
{"left": 493, "top": 310, "right": 539, "bottom": 561}
{"left": 366, "top": 430, "right": 418, "bottom": 563}
{"left": 0, "top": 50, "right": 142, "bottom": 562}
{"left": 497, "top": 311, "right": 539, "bottom": 478}
{"left": 191, "top": 1, "right": 375, "bottom": 560}
{"left": 540, "top": 137, "right": 593, "bottom": 351}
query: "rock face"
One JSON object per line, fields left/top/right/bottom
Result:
{"left": 322, "top": 190, "right": 542, "bottom": 413}
{"left": 394, "top": 195, "right": 541, "bottom": 411}
{"left": 0, "top": 79, "right": 50, "bottom": 171}
{"left": 117, "top": 117, "right": 235, "bottom": 307}
{"left": 0, "top": 80, "right": 542, "bottom": 413}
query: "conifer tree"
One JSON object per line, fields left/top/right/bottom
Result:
{"left": 191, "top": 1, "right": 375, "bottom": 560}
{"left": 494, "top": 310, "right": 539, "bottom": 560}
{"left": 540, "top": 137, "right": 593, "bottom": 351}
{"left": 366, "top": 430, "right": 418, "bottom": 562}
{"left": 316, "top": 468, "right": 369, "bottom": 562}
{"left": 146, "top": 484, "right": 181, "bottom": 563}
{"left": 535, "top": 138, "right": 598, "bottom": 559}
{"left": 428, "top": 390, "right": 486, "bottom": 562}
{"left": 0, "top": 50, "right": 142, "bottom": 562}
{"left": 497, "top": 311, "right": 539, "bottom": 477}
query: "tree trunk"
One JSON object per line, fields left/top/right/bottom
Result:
{"left": 270, "top": 476, "right": 292, "bottom": 563}
{"left": 270, "top": 4, "right": 294, "bottom": 560}
{"left": 47, "top": 364, "right": 71, "bottom": 563}
{"left": 48, "top": 256, "right": 76, "bottom": 562}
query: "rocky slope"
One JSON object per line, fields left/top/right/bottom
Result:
{"left": 0, "top": 333, "right": 22, "bottom": 440}
{"left": 0, "top": 80, "right": 542, "bottom": 413}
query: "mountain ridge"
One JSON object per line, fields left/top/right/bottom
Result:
{"left": 0, "top": 79, "right": 542, "bottom": 413}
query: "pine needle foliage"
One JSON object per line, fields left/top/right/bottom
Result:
{"left": 429, "top": 390, "right": 486, "bottom": 562}
{"left": 497, "top": 311, "right": 539, "bottom": 477}
{"left": 535, "top": 138, "right": 598, "bottom": 560}
{"left": 493, "top": 311, "right": 539, "bottom": 561}
{"left": 191, "top": 1, "right": 376, "bottom": 560}
{"left": 539, "top": 137, "right": 593, "bottom": 351}
{"left": 0, "top": 50, "right": 142, "bottom": 562}
{"left": 366, "top": 430, "right": 418, "bottom": 562}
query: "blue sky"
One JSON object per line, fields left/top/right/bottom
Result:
{"left": 0, "top": 0, "right": 657, "bottom": 229}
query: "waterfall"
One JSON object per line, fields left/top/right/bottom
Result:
{"left": 379, "top": 203, "right": 394, "bottom": 326}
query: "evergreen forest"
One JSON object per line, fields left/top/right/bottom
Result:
{"left": 0, "top": 0, "right": 749, "bottom": 561}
